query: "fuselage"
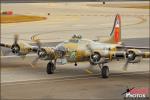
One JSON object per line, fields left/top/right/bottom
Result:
{"left": 56, "top": 38, "right": 118, "bottom": 62}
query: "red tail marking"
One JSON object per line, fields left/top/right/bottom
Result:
{"left": 114, "top": 27, "right": 120, "bottom": 43}
{"left": 114, "top": 15, "right": 121, "bottom": 43}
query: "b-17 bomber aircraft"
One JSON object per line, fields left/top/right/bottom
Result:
{"left": 1, "top": 14, "right": 149, "bottom": 78}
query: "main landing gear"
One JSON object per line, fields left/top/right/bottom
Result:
{"left": 47, "top": 61, "right": 56, "bottom": 74}
{"left": 99, "top": 64, "right": 109, "bottom": 78}
{"left": 46, "top": 60, "right": 109, "bottom": 78}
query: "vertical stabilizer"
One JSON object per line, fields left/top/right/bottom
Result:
{"left": 109, "top": 14, "right": 121, "bottom": 44}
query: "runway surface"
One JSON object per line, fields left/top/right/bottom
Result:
{"left": 1, "top": 72, "right": 149, "bottom": 99}
{"left": 1, "top": 1, "right": 149, "bottom": 99}
{"left": 2, "top": 0, "right": 147, "bottom": 3}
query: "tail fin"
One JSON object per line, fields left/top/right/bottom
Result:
{"left": 109, "top": 14, "right": 121, "bottom": 44}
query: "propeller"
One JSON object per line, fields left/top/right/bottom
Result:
{"left": 87, "top": 44, "right": 102, "bottom": 64}
{"left": 90, "top": 52, "right": 101, "bottom": 64}
{"left": 31, "top": 39, "right": 48, "bottom": 66}
{"left": 37, "top": 48, "right": 48, "bottom": 59}
{"left": 31, "top": 39, "right": 41, "bottom": 66}
{"left": 35, "top": 39, "right": 46, "bottom": 58}
{"left": 11, "top": 34, "right": 20, "bottom": 54}
{"left": 31, "top": 56, "right": 39, "bottom": 67}
{"left": 123, "top": 50, "right": 136, "bottom": 71}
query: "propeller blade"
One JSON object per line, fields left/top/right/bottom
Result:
{"left": 31, "top": 57, "right": 39, "bottom": 67}
{"left": 30, "top": 63, "right": 36, "bottom": 68}
{"left": 11, "top": 34, "right": 21, "bottom": 54}
{"left": 85, "top": 64, "right": 94, "bottom": 74}
{"left": 14, "top": 33, "right": 19, "bottom": 45}
{"left": 34, "top": 38, "right": 41, "bottom": 50}
{"left": 123, "top": 60, "right": 129, "bottom": 71}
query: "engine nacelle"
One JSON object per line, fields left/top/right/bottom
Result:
{"left": 11, "top": 42, "right": 32, "bottom": 55}
{"left": 38, "top": 47, "right": 55, "bottom": 60}
{"left": 126, "top": 49, "right": 142, "bottom": 63}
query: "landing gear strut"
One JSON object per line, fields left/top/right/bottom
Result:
{"left": 47, "top": 61, "right": 56, "bottom": 74}
{"left": 99, "top": 64, "right": 109, "bottom": 78}
{"left": 74, "top": 61, "right": 77, "bottom": 66}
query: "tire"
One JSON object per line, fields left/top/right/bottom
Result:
{"left": 47, "top": 62, "right": 55, "bottom": 74}
{"left": 101, "top": 66, "right": 109, "bottom": 78}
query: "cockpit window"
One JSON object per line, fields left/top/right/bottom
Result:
{"left": 67, "top": 34, "right": 82, "bottom": 43}
{"left": 69, "top": 39, "right": 79, "bottom": 43}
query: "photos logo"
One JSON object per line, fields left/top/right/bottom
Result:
{"left": 122, "top": 87, "right": 149, "bottom": 100}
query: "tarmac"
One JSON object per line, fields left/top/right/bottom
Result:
{"left": 1, "top": 1, "right": 150, "bottom": 99}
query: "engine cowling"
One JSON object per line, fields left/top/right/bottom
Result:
{"left": 38, "top": 47, "right": 55, "bottom": 60}
{"left": 11, "top": 42, "right": 32, "bottom": 55}
{"left": 90, "top": 52, "right": 101, "bottom": 64}
{"left": 126, "top": 49, "right": 142, "bottom": 63}
{"left": 11, "top": 44, "right": 20, "bottom": 54}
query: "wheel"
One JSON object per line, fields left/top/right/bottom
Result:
{"left": 101, "top": 66, "right": 109, "bottom": 78}
{"left": 47, "top": 62, "right": 55, "bottom": 74}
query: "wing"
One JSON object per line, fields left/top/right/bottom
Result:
{"left": 116, "top": 45, "right": 150, "bottom": 50}
{"left": 0, "top": 42, "right": 38, "bottom": 55}
{"left": 0, "top": 43, "right": 12, "bottom": 48}
{"left": 0, "top": 34, "right": 38, "bottom": 56}
{"left": 0, "top": 34, "right": 59, "bottom": 66}
{"left": 87, "top": 43, "right": 150, "bottom": 71}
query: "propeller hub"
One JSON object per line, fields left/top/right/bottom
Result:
{"left": 90, "top": 52, "right": 101, "bottom": 64}
{"left": 11, "top": 44, "right": 20, "bottom": 54}
{"left": 123, "top": 50, "right": 137, "bottom": 71}
{"left": 126, "top": 51, "right": 136, "bottom": 61}
{"left": 38, "top": 51, "right": 46, "bottom": 58}
{"left": 93, "top": 54, "right": 99, "bottom": 60}
{"left": 38, "top": 49, "right": 47, "bottom": 58}
{"left": 128, "top": 54, "right": 133, "bottom": 59}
